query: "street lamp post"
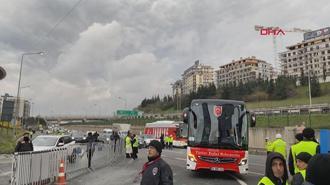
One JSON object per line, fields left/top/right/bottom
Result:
{"left": 13, "top": 52, "right": 44, "bottom": 136}
{"left": 308, "top": 70, "right": 313, "bottom": 127}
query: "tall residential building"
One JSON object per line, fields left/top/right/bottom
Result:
{"left": 0, "top": 93, "right": 30, "bottom": 122}
{"left": 182, "top": 60, "right": 214, "bottom": 95}
{"left": 279, "top": 27, "right": 330, "bottom": 83}
{"left": 215, "top": 56, "right": 274, "bottom": 87}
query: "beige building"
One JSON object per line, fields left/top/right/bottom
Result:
{"left": 215, "top": 56, "right": 274, "bottom": 87}
{"left": 182, "top": 60, "right": 214, "bottom": 95}
{"left": 279, "top": 27, "right": 330, "bottom": 83}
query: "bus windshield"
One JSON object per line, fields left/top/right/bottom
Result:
{"left": 188, "top": 102, "right": 248, "bottom": 150}
{"left": 177, "top": 122, "right": 188, "bottom": 138}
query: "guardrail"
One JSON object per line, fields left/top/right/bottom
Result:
{"left": 251, "top": 103, "right": 330, "bottom": 115}
{"left": 10, "top": 139, "right": 125, "bottom": 185}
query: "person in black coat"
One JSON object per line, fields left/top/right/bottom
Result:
{"left": 140, "top": 140, "right": 173, "bottom": 185}
{"left": 303, "top": 154, "right": 330, "bottom": 185}
{"left": 15, "top": 132, "right": 33, "bottom": 152}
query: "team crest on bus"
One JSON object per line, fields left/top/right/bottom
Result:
{"left": 213, "top": 106, "right": 222, "bottom": 117}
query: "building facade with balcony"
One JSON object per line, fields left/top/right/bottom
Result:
{"left": 279, "top": 27, "right": 330, "bottom": 83}
{"left": 182, "top": 60, "right": 214, "bottom": 95}
{"left": 215, "top": 56, "right": 274, "bottom": 87}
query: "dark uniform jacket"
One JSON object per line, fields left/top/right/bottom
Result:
{"left": 15, "top": 141, "right": 33, "bottom": 152}
{"left": 140, "top": 157, "right": 173, "bottom": 185}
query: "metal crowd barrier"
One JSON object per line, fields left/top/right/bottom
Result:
{"left": 11, "top": 139, "right": 125, "bottom": 185}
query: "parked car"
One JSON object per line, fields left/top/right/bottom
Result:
{"left": 32, "top": 135, "right": 79, "bottom": 163}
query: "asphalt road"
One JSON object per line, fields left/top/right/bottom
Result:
{"left": 69, "top": 148, "right": 266, "bottom": 185}
{"left": 0, "top": 156, "right": 12, "bottom": 185}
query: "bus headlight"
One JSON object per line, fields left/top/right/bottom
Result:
{"left": 239, "top": 159, "right": 248, "bottom": 166}
{"left": 188, "top": 153, "right": 197, "bottom": 162}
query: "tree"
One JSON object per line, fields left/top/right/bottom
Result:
{"left": 300, "top": 69, "right": 308, "bottom": 86}
{"left": 311, "top": 76, "right": 321, "bottom": 97}
{"left": 266, "top": 79, "right": 275, "bottom": 97}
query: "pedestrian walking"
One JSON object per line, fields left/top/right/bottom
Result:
{"left": 257, "top": 152, "right": 289, "bottom": 185}
{"left": 15, "top": 132, "right": 33, "bottom": 152}
{"left": 125, "top": 132, "right": 132, "bottom": 158}
{"left": 140, "top": 140, "right": 173, "bottom": 185}
{"left": 288, "top": 128, "right": 319, "bottom": 175}
{"left": 291, "top": 152, "right": 312, "bottom": 185}
{"left": 270, "top": 134, "right": 287, "bottom": 159}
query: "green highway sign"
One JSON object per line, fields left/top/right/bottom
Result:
{"left": 116, "top": 110, "right": 138, "bottom": 117}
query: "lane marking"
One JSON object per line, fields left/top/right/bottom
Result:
{"left": 227, "top": 173, "right": 247, "bottom": 185}
{"left": 174, "top": 158, "right": 186, "bottom": 161}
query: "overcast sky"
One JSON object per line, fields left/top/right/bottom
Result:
{"left": 0, "top": 0, "right": 329, "bottom": 116}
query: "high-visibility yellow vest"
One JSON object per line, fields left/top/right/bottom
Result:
{"left": 271, "top": 139, "right": 287, "bottom": 159}
{"left": 257, "top": 177, "right": 288, "bottom": 185}
{"left": 169, "top": 136, "right": 174, "bottom": 143}
{"left": 133, "top": 136, "right": 139, "bottom": 147}
{"left": 165, "top": 136, "right": 169, "bottom": 143}
{"left": 125, "top": 136, "right": 131, "bottom": 147}
{"left": 300, "top": 169, "right": 306, "bottom": 180}
{"left": 265, "top": 141, "right": 273, "bottom": 152}
{"left": 291, "top": 141, "right": 318, "bottom": 174}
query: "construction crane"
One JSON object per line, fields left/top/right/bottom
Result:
{"left": 254, "top": 25, "right": 311, "bottom": 73}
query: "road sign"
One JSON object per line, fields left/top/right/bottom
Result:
{"left": 116, "top": 110, "right": 138, "bottom": 117}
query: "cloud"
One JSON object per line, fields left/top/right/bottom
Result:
{"left": 0, "top": 0, "right": 329, "bottom": 115}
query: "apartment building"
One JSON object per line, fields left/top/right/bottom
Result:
{"left": 215, "top": 56, "right": 274, "bottom": 87}
{"left": 182, "top": 60, "right": 214, "bottom": 95}
{"left": 279, "top": 27, "right": 330, "bottom": 83}
{"left": 0, "top": 93, "right": 31, "bottom": 122}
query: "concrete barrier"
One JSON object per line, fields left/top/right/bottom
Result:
{"left": 249, "top": 127, "right": 320, "bottom": 154}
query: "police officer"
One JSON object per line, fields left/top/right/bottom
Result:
{"left": 270, "top": 134, "right": 287, "bottom": 159}
{"left": 257, "top": 152, "right": 289, "bottom": 185}
{"left": 125, "top": 132, "right": 132, "bottom": 158}
{"left": 140, "top": 140, "right": 173, "bottom": 185}
{"left": 288, "top": 128, "right": 319, "bottom": 175}
{"left": 132, "top": 134, "right": 139, "bottom": 160}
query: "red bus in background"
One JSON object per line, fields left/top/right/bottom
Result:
{"left": 144, "top": 120, "right": 188, "bottom": 147}
{"left": 183, "top": 99, "right": 251, "bottom": 174}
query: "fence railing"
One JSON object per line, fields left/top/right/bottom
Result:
{"left": 11, "top": 139, "right": 124, "bottom": 185}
